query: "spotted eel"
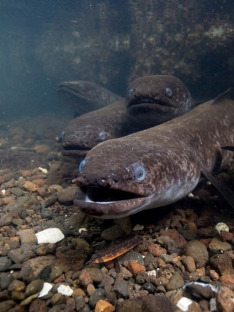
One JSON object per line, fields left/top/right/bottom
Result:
{"left": 74, "top": 89, "right": 234, "bottom": 218}
{"left": 61, "top": 75, "right": 193, "bottom": 155}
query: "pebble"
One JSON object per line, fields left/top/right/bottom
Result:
{"left": 184, "top": 240, "right": 209, "bottom": 267}
{"left": 101, "top": 224, "right": 124, "bottom": 241}
{"left": 177, "top": 297, "right": 193, "bottom": 311}
{"left": 38, "top": 282, "right": 53, "bottom": 298}
{"left": 21, "top": 255, "right": 55, "bottom": 282}
{"left": 128, "top": 260, "right": 146, "bottom": 276}
{"left": 215, "top": 222, "right": 229, "bottom": 234}
{"left": 57, "top": 186, "right": 77, "bottom": 204}
{"left": 35, "top": 228, "right": 65, "bottom": 244}
{"left": 148, "top": 243, "right": 167, "bottom": 256}
{"left": 142, "top": 282, "right": 156, "bottom": 294}
{"left": 95, "top": 299, "right": 115, "bottom": 312}
{"left": 75, "top": 296, "right": 86, "bottom": 311}
{"left": 217, "top": 286, "right": 234, "bottom": 312}
{"left": 8, "top": 280, "right": 25, "bottom": 292}
{"left": 18, "top": 229, "right": 37, "bottom": 245}
{"left": 182, "top": 256, "right": 196, "bottom": 273}
{"left": 57, "top": 284, "right": 73, "bottom": 296}
{"left": 186, "top": 283, "right": 215, "bottom": 299}
{"left": 0, "top": 257, "right": 12, "bottom": 271}
{"left": 23, "top": 181, "right": 38, "bottom": 192}
{"left": 113, "top": 279, "right": 130, "bottom": 298}
{"left": 209, "top": 238, "right": 232, "bottom": 253}
{"left": 25, "top": 279, "right": 44, "bottom": 297}
{"left": 210, "top": 253, "right": 233, "bottom": 275}
{"left": 89, "top": 288, "right": 106, "bottom": 308}
{"left": 166, "top": 272, "right": 184, "bottom": 290}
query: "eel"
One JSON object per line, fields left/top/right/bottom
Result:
{"left": 58, "top": 80, "right": 121, "bottom": 116}
{"left": 74, "top": 89, "right": 234, "bottom": 219}
{"left": 127, "top": 75, "right": 193, "bottom": 128}
{"left": 61, "top": 75, "right": 193, "bottom": 155}
{"left": 61, "top": 99, "right": 136, "bottom": 156}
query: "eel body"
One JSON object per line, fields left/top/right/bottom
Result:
{"left": 58, "top": 80, "right": 121, "bottom": 115}
{"left": 74, "top": 89, "right": 234, "bottom": 218}
{"left": 61, "top": 75, "right": 193, "bottom": 155}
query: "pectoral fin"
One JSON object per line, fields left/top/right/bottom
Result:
{"left": 201, "top": 168, "right": 234, "bottom": 209}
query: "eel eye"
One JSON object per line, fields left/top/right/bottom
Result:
{"left": 165, "top": 87, "right": 173, "bottom": 97}
{"left": 128, "top": 88, "right": 134, "bottom": 96}
{"left": 78, "top": 159, "right": 86, "bottom": 172}
{"left": 98, "top": 130, "right": 107, "bottom": 142}
{"left": 133, "top": 165, "right": 146, "bottom": 181}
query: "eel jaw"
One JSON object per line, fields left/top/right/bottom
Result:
{"left": 127, "top": 96, "right": 175, "bottom": 109}
{"left": 73, "top": 186, "right": 153, "bottom": 219}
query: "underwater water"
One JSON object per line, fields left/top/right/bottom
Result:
{"left": 0, "top": 0, "right": 233, "bottom": 120}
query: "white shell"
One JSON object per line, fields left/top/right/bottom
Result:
{"left": 36, "top": 228, "right": 65, "bottom": 244}
{"left": 215, "top": 222, "right": 229, "bottom": 233}
{"left": 176, "top": 297, "right": 193, "bottom": 311}
{"left": 57, "top": 284, "right": 73, "bottom": 296}
{"left": 78, "top": 227, "right": 88, "bottom": 233}
{"left": 38, "top": 282, "right": 53, "bottom": 298}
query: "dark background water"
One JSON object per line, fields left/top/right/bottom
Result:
{"left": 0, "top": 0, "right": 233, "bottom": 120}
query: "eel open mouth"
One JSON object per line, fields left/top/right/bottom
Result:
{"left": 74, "top": 186, "right": 152, "bottom": 218}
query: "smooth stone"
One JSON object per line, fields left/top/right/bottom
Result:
{"left": 184, "top": 240, "right": 209, "bottom": 267}
{"left": 89, "top": 288, "right": 106, "bottom": 308}
{"left": 166, "top": 272, "right": 184, "bottom": 291}
{"left": 8, "top": 248, "right": 25, "bottom": 264}
{"left": 94, "top": 299, "right": 115, "bottom": 312}
{"left": 0, "top": 257, "right": 12, "bottom": 272}
{"left": 210, "top": 253, "right": 233, "bottom": 275}
{"left": 209, "top": 238, "right": 232, "bottom": 253}
{"left": 25, "top": 279, "right": 44, "bottom": 297}
{"left": 101, "top": 224, "right": 124, "bottom": 241}
{"left": 57, "top": 186, "right": 77, "bottom": 204}
{"left": 217, "top": 286, "right": 234, "bottom": 312}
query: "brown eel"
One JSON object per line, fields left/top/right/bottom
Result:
{"left": 62, "top": 75, "right": 193, "bottom": 155}
{"left": 74, "top": 89, "right": 234, "bottom": 218}
{"left": 127, "top": 75, "right": 193, "bottom": 128}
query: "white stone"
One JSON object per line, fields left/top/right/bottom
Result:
{"left": 38, "top": 282, "right": 53, "bottom": 298}
{"left": 36, "top": 228, "right": 65, "bottom": 244}
{"left": 57, "top": 284, "right": 73, "bottom": 296}
{"left": 215, "top": 222, "right": 229, "bottom": 234}
{"left": 1, "top": 189, "right": 6, "bottom": 196}
{"left": 147, "top": 269, "right": 157, "bottom": 277}
{"left": 38, "top": 167, "right": 48, "bottom": 174}
{"left": 177, "top": 297, "right": 193, "bottom": 311}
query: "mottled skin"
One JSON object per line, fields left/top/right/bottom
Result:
{"left": 127, "top": 75, "right": 193, "bottom": 128}
{"left": 62, "top": 99, "right": 136, "bottom": 156}
{"left": 74, "top": 90, "right": 234, "bottom": 218}
{"left": 62, "top": 75, "right": 193, "bottom": 155}
{"left": 58, "top": 80, "right": 121, "bottom": 115}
